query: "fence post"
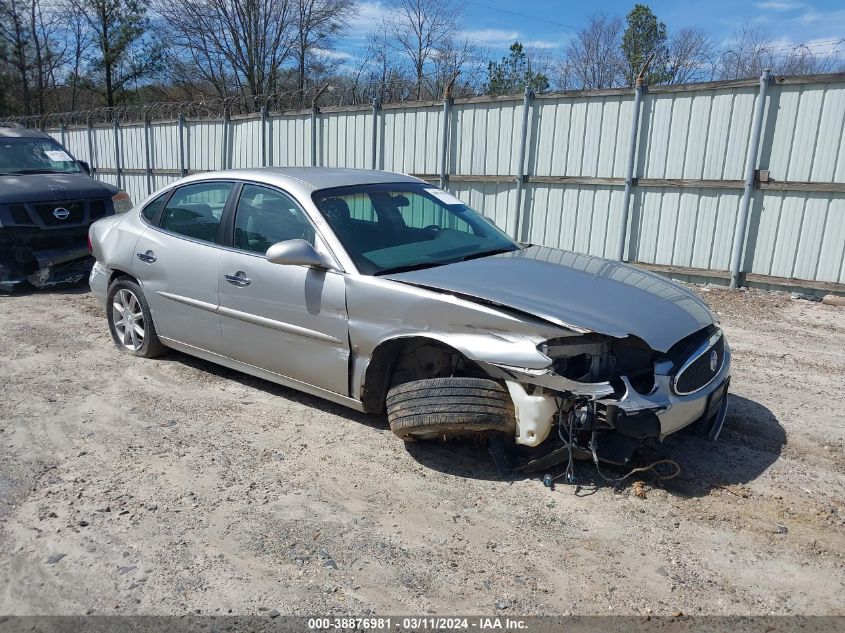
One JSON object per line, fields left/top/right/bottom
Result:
{"left": 729, "top": 69, "right": 772, "bottom": 289}
{"left": 261, "top": 106, "right": 269, "bottom": 167}
{"left": 617, "top": 76, "right": 647, "bottom": 261}
{"left": 438, "top": 89, "right": 453, "bottom": 189}
{"left": 60, "top": 120, "right": 67, "bottom": 148}
{"left": 221, "top": 108, "right": 230, "bottom": 170}
{"left": 310, "top": 84, "right": 329, "bottom": 167}
{"left": 86, "top": 116, "right": 96, "bottom": 177}
{"left": 371, "top": 97, "right": 380, "bottom": 170}
{"left": 112, "top": 118, "right": 122, "bottom": 190}
{"left": 514, "top": 86, "right": 535, "bottom": 241}
{"left": 178, "top": 112, "right": 187, "bottom": 177}
{"left": 143, "top": 112, "right": 153, "bottom": 195}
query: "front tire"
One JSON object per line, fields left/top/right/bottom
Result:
{"left": 106, "top": 278, "right": 167, "bottom": 358}
{"left": 386, "top": 377, "right": 515, "bottom": 440}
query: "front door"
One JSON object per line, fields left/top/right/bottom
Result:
{"left": 218, "top": 183, "right": 349, "bottom": 394}
{"left": 133, "top": 181, "right": 234, "bottom": 352}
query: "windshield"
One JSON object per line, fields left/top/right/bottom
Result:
{"left": 312, "top": 182, "right": 520, "bottom": 275}
{"left": 0, "top": 137, "right": 81, "bottom": 175}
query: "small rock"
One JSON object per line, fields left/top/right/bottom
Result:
{"left": 118, "top": 565, "right": 137, "bottom": 575}
{"left": 45, "top": 553, "right": 66, "bottom": 565}
{"left": 494, "top": 600, "right": 509, "bottom": 610}
{"left": 671, "top": 610, "right": 683, "bottom": 618}
{"left": 656, "top": 566, "right": 669, "bottom": 577}
{"left": 268, "top": 609, "right": 280, "bottom": 618}
{"left": 775, "top": 525, "right": 788, "bottom": 534}
{"left": 78, "top": 520, "right": 89, "bottom": 527}
{"left": 145, "top": 503, "right": 158, "bottom": 511}
{"left": 324, "top": 559, "right": 338, "bottom": 570}
{"left": 821, "top": 294, "right": 845, "bottom": 307}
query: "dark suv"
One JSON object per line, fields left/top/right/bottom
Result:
{"left": 0, "top": 125, "right": 133, "bottom": 292}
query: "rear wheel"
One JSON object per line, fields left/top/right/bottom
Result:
{"left": 106, "top": 278, "right": 167, "bottom": 358}
{"left": 386, "top": 377, "right": 515, "bottom": 440}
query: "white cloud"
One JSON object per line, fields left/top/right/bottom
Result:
{"left": 754, "top": 1, "right": 804, "bottom": 10}
{"left": 460, "top": 28, "right": 521, "bottom": 47}
{"left": 346, "top": 1, "right": 395, "bottom": 37}
{"left": 314, "top": 48, "right": 353, "bottom": 60}
{"left": 524, "top": 39, "right": 561, "bottom": 50}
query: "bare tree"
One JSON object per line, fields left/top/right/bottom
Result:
{"left": 388, "top": 0, "right": 461, "bottom": 100}
{"left": 557, "top": 13, "right": 625, "bottom": 90}
{"left": 0, "top": 0, "right": 33, "bottom": 112}
{"left": 73, "top": 0, "right": 162, "bottom": 107}
{"left": 293, "top": 0, "right": 354, "bottom": 99}
{"left": 155, "top": 0, "right": 296, "bottom": 99}
{"left": 431, "top": 36, "right": 479, "bottom": 97}
{"left": 665, "top": 27, "right": 714, "bottom": 84}
{"left": 716, "top": 25, "right": 843, "bottom": 80}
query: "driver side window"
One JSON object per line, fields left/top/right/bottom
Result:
{"left": 234, "top": 184, "right": 315, "bottom": 254}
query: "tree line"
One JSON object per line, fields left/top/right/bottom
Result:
{"left": 1, "top": 0, "right": 842, "bottom": 117}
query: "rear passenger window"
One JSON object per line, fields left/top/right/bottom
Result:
{"left": 159, "top": 182, "right": 233, "bottom": 243}
{"left": 141, "top": 193, "right": 169, "bottom": 223}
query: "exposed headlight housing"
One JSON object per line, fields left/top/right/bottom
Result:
{"left": 111, "top": 190, "right": 133, "bottom": 214}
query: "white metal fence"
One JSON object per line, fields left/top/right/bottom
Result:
{"left": 48, "top": 72, "right": 845, "bottom": 293}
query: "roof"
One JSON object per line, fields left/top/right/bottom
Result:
{"left": 179, "top": 167, "right": 423, "bottom": 193}
{"left": 0, "top": 126, "right": 53, "bottom": 139}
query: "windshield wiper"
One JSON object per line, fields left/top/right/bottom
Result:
{"left": 5, "top": 168, "right": 70, "bottom": 175}
{"left": 460, "top": 247, "right": 519, "bottom": 262}
{"left": 374, "top": 261, "right": 449, "bottom": 276}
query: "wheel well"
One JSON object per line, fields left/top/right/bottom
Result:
{"left": 360, "top": 336, "right": 487, "bottom": 414}
{"left": 108, "top": 269, "right": 136, "bottom": 288}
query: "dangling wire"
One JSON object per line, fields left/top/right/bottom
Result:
{"left": 589, "top": 430, "right": 681, "bottom": 484}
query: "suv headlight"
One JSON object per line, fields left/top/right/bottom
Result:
{"left": 112, "top": 190, "right": 133, "bottom": 214}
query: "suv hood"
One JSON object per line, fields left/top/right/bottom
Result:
{"left": 383, "top": 245, "right": 716, "bottom": 353}
{"left": 0, "top": 172, "right": 118, "bottom": 204}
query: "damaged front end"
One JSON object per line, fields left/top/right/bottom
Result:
{"left": 481, "top": 327, "right": 731, "bottom": 467}
{"left": 0, "top": 227, "right": 93, "bottom": 292}
{"left": 0, "top": 197, "right": 115, "bottom": 292}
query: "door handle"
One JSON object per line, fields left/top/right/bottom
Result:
{"left": 224, "top": 271, "right": 252, "bottom": 286}
{"left": 136, "top": 250, "right": 156, "bottom": 263}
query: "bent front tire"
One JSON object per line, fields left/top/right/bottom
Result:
{"left": 106, "top": 278, "right": 167, "bottom": 358}
{"left": 386, "top": 377, "right": 515, "bottom": 440}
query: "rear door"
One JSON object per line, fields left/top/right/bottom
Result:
{"left": 218, "top": 183, "right": 349, "bottom": 394}
{"left": 133, "top": 181, "right": 235, "bottom": 353}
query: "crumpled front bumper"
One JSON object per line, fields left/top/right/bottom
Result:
{"left": 481, "top": 338, "right": 732, "bottom": 455}
{"left": 0, "top": 228, "right": 93, "bottom": 292}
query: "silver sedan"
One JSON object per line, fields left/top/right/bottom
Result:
{"left": 89, "top": 168, "right": 730, "bottom": 468}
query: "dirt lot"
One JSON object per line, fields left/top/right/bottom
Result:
{"left": 0, "top": 283, "right": 843, "bottom": 616}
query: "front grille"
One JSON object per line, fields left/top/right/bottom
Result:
{"left": 674, "top": 334, "right": 724, "bottom": 395}
{"left": 10, "top": 204, "right": 33, "bottom": 225}
{"left": 34, "top": 201, "right": 86, "bottom": 226}
{"left": 89, "top": 199, "right": 107, "bottom": 220}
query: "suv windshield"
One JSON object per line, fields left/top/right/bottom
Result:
{"left": 0, "top": 137, "right": 81, "bottom": 175}
{"left": 312, "top": 182, "right": 520, "bottom": 275}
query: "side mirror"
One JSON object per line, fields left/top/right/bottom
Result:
{"left": 78, "top": 160, "right": 90, "bottom": 175}
{"left": 265, "top": 239, "right": 333, "bottom": 270}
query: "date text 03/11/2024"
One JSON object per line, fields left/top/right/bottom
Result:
{"left": 306, "top": 617, "right": 529, "bottom": 630}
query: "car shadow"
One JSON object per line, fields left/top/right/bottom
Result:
{"left": 402, "top": 394, "right": 787, "bottom": 497}
{"left": 160, "top": 350, "right": 387, "bottom": 431}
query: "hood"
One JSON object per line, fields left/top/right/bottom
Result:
{"left": 0, "top": 172, "right": 118, "bottom": 204}
{"left": 383, "top": 245, "right": 716, "bottom": 353}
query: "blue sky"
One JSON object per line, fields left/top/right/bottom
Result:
{"left": 334, "top": 0, "right": 845, "bottom": 62}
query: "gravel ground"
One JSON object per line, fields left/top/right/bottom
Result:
{"left": 0, "top": 283, "right": 843, "bottom": 616}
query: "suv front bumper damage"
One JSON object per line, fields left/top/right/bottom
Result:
{"left": 0, "top": 229, "right": 92, "bottom": 292}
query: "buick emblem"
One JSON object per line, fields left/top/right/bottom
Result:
{"left": 709, "top": 350, "right": 718, "bottom": 372}
{"left": 52, "top": 207, "right": 71, "bottom": 220}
